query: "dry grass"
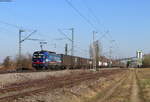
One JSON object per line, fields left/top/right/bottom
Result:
{"left": 1, "top": 54, "right": 33, "bottom": 71}
{"left": 143, "top": 54, "right": 150, "bottom": 67}
{"left": 137, "top": 68, "right": 150, "bottom": 102}
{"left": 0, "top": 69, "right": 125, "bottom": 102}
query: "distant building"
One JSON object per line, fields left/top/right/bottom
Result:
{"left": 136, "top": 50, "right": 143, "bottom": 67}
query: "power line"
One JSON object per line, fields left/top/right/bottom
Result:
{"left": 58, "top": 28, "right": 89, "bottom": 57}
{"left": 81, "top": 1, "right": 108, "bottom": 37}
{"left": 65, "top": 0, "right": 98, "bottom": 30}
{"left": 80, "top": 0, "right": 102, "bottom": 27}
{"left": 58, "top": 29, "right": 72, "bottom": 41}
{"left": 0, "top": 20, "right": 22, "bottom": 29}
{"left": 80, "top": 0, "right": 111, "bottom": 37}
{"left": 80, "top": 0, "right": 120, "bottom": 54}
{"left": 0, "top": 20, "right": 35, "bottom": 32}
{"left": 58, "top": 28, "right": 74, "bottom": 56}
{"left": 0, "top": 26, "right": 11, "bottom": 33}
{"left": 80, "top": 0, "right": 120, "bottom": 53}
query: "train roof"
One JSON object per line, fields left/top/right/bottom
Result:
{"left": 34, "top": 50, "right": 56, "bottom": 54}
{"left": 58, "top": 54, "right": 90, "bottom": 59}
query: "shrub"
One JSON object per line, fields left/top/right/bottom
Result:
{"left": 2, "top": 54, "right": 33, "bottom": 70}
{"left": 143, "top": 54, "right": 150, "bottom": 67}
{"left": 15, "top": 54, "right": 32, "bottom": 69}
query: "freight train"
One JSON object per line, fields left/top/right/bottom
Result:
{"left": 32, "top": 50, "right": 125, "bottom": 70}
{"left": 32, "top": 50, "right": 91, "bottom": 70}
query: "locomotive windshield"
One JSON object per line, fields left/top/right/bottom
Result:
{"left": 33, "top": 54, "right": 45, "bottom": 58}
{"left": 32, "top": 52, "right": 46, "bottom": 63}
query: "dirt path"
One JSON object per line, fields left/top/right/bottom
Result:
{"left": 97, "top": 72, "right": 128, "bottom": 102}
{"left": 85, "top": 69, "right": 143, "bottom": 102}
{"left": 130, "top": 69, "right": 142, "bottom": 102}
{"left": 101, "top": 69, "right": 143, "bottom": 102}
{"left": 78, "top": 69, "right": 129, "bottom": 102}
{"left": 97, "top": 69, "right": 131, "bottom": 102}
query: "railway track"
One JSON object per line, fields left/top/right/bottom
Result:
{"left": 0, "top": 68, "right": 71, "bottom": 74}
{"left": 0, "top": 67, "right": 125, "bottom": 75}
{"left": 0, "top": 69, "right": 124, "bottom": 102}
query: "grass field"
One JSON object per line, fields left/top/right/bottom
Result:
{"left": 137, "top": 68, "right": 150, "bottom": 102}
{"left": 0, "top": 68, "right": 150, "bottom": 102}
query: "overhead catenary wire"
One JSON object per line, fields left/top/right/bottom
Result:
{"left": 58, "top": 28, "right": 89, "bottom": 57}
{"left": 58, "top": 29, "right": 72, "bottom": 41}
{"left": 0, "top": 2, "right": 115, "bottom": 59}
{"left": 80, "top": 0, "right": 102, "bottom": 27}
{"left": 0, "top": 26, "right": 13, "bottom": 33}
{"left": 0, "top": 2, "right": 121, "bottom": 59}
{"left": 0, "top": 20, "right": 22, "bottom": 29}
{"left": 65, "top": 0, "right": 98, "bottom": 31}
{"left": 80, "top": 0, "right": 111, "bottom": 39}
{"left": 80, "top": 0, "right": 120, "bottom": 59}
{"left": 79, "top": 0, "right": 120, "bottom": 54}
{"left": 0, "top": 20, "right": 36, "bottom": 32}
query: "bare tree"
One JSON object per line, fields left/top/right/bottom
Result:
{"left": 89, "top": 40, "right": 102, "bottom": 69}
{"left": 15, "top": 54, "right": 33, "bottom": 69}
{"left": 3, "top": 56, "right": 12, "bottom": 68}
{"left": 95, "top": 40, "right": 101, "bottom": 67}
{"left": 143, "top": 54, "right": 150, "bottom": 67}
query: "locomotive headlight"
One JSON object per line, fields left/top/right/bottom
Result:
{"left": 46, "top": 59, "right": 49, "bottom": 62}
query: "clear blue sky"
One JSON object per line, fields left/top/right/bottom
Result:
{"left": 0, "top": 0, "right": 150, "bottom": 62}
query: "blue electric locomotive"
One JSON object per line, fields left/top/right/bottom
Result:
{"left": 32, "top": 50, "right": 62, "bottom": 70}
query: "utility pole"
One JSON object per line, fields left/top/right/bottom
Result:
{"left": 18, "top": 29, "right": 25, "bottom": 68}
{"left": 93, "top": 31, "right": 97, "bottom": 70}
{"left": 109, "top": 46, "right": 112, "bottom": 68}
{"left": 58, "top": 28, "right": 74, "bottom": 68}
{"left": 109, "top": 40, "right": 115, "bottom": 68}
{"left": 70, "top": 28, "right": 74, "bottom": 56}
{"left": 58, "top": 28, "right": 74, "bottom": 56}
{"left": 65, "top": 43, "right": 68, "bottom": 55}
{"left": 19, "top": 29, "right": 25, "bottom": 59}
{"left": 18, "top": 29, "right": 37, "bottom": 69}
{"left": 69, "top": 28, "right": 74, "bottom": 68}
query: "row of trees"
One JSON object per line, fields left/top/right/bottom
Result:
{"left": 142, "top": 54, "right": 150, "bottom": 67}
{"left": 2, "top": 54, "right": 32, "bottom": 70}
{"left": 1, "top": 50, "right": 150, "bottom": 70}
